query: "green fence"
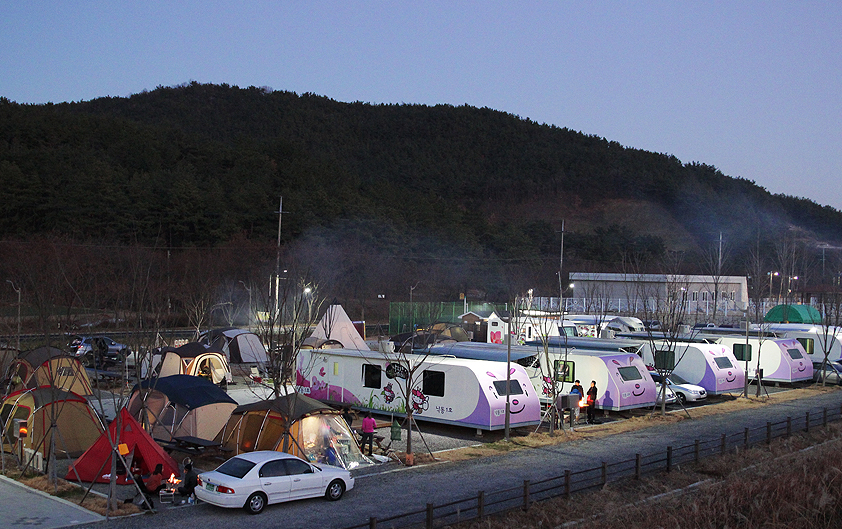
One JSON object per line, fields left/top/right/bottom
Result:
{"left": 388, "top": 301, "right": 508, "bottom": 335}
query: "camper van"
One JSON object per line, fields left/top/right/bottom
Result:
{"left": 295, "top": 348, "right": 541, "bottom": 432}
{"left": 757, "top": 324, "right": 842, "bottom": 364}
{"left": 430, "top": 342, "right": 657, "bottom": 411}
{"left": 639, "top": 341, "right": 745, "bottom": 395}
{"left": 712, "top": 335, "right": 813, "bottom": 383}
{"left": 485, "top": 314, "right": 578, "bottom": 345}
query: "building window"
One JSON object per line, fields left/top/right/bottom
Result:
{"left": 691, "top": 291, "right": 698, "bottom": 302}
{"left": 701, "top": 291, "right": 708, "bottom": 302}
{"left": 730, "top": 291, "right": 735, "bottom": 301}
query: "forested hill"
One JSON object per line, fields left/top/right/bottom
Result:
{"left": 2, "top": 82, "right": 841, "bottom": 259}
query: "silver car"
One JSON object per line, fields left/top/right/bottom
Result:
{"left": 650, "top": 372, "right": 707, "bottom": 405}
{"left": 813, "top": 361, "right": 842, "bottom": 385}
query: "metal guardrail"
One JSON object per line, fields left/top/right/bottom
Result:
{"left": 344, "top": 405, "right": 842, "bottom": 529}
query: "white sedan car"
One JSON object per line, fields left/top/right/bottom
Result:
{"left": 650, "top": 371, "right": 707, "bottom": 404}
{"left": 196, "top": 451, "right": 355, "bottom": 514}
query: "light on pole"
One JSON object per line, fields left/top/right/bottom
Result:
{"left": 303, "top": 286, "right": 313, "bottom": 323}
{"left": 768, "top": 271, "right": 778, "bottom": 301}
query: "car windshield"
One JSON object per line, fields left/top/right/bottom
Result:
{"left": 215, "top": 457, "right": 256, "bottom": 479}
{"left": 668, "top": 373, "right": 690, "bottom": 385}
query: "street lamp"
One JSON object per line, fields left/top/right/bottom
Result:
{"left": 303, "top": 286, "right": 313, "bottom": 323}
{"left": 6, "top": 280, "right": 20, "bottom": 351}
{"left": 768, "top": 271, "right": 779, "bottom": 301}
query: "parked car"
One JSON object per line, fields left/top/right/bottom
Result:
{"left": 68, "top": 335, "right": 130, "bottom": 367}
{"left": 649, "top": 371, "right": 707, "bottom": 404}
{"left": 813, "top": 361, "right": 842, "bottom": 385}
{"left": 653, "top": 380, "right": 677, "bottom": 405}
{"left": 195, "top": 451, "right": 354, "bottom": 514}
{"left": 641, "top": 320, "right": 662, "bottom": 331}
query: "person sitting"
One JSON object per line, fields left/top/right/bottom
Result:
{"left": 124, "top": 463, "right": 165, "bottom": 506}
{"left": 177, "top": 461, "right": 198, "bottom": 502}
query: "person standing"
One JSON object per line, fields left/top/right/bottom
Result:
{"left": 361, "top": 412, "right": 377, "bottom": 456}
{"left": 342, "top": 407, "right": 355, "bottom": 430}
{"left": 570, "top": 380, "right": 584, "bottom": 425}
{"left": 586, "top": 381, "right": 598, "bottom": 424}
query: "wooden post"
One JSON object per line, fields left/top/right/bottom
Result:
{"left": 601, "top": 462, "right": 607, "bottom": 485}
{"left": 477, "top": 491, "right": 484, "bottom": 521}
{"left": 786, "top": 416, "right": 791, "bottom": 437}
{"left": 806, "top": 411, "right": 810, "bottom": 433}
{"left": 766, "top": 421, "right": 772, "bottom": 444}
{"left": 744, "top": 427, "right": 749, "bottom": 449}
{"left": 635, "top": 454, "right": 641, "bottom": 479}
{"left": 565, "top": 470, "right": 571, "bottom": 497}
{"left": 523, "top": 480, "right": 530, "bottom": 511}
{"left": 369, "top": 517, "right": 377, "bottom": 529}
{"left": 666, "top": 446, "right": 672, "bottom": 472}
{"left": 823, "top": 407, "right": 828, "bottom": 427}
{"left": 720, "top": 433, "right": 726, "bottom": 455}
{"left": 694, "top": 440, "right": 700, "bottom": 463}
{"left": 426, "top": 503, "right": 434, "bottom": 529}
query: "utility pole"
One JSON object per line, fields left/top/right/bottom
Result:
{"left": 7, "top": 280, "right": 20, "bottom": 351}
{"left": 272, "top": 196, "right": 285, "bottom": 353}
{"left": 558, "top": 220, "right": 565, "bottom": 312}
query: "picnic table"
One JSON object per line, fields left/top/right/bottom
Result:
{"left": 158, "top": 435, "right": 227, "bottom": 456}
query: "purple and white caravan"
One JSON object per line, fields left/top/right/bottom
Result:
{"left": 295, "top": 348, "right": 541, "bottom": 432}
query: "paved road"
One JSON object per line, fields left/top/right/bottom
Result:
{"left": 0, "top": 474, "right": 103, "bottom": 529}
{"left": 62, "top": 389, "right": 842, "bottom": 529}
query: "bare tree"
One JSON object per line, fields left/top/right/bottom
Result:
{"left": 701, "top": 232, "right": 732, "bottom": 323}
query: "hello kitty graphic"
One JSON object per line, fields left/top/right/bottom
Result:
{"left": 541, "top": 375, "right": 554, "bottom": 397}
{"left": 311, "top": 376, "right": 328, "bottom": 392}
{"left": 410, "top": 388, "right": 429, "bottom": 414}
{"left": 382, "top": 382, "right": 396, "bottom": 403}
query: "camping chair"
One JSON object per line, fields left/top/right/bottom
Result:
{"left": 249, "top": 366, "right": 262, "bottom": 384}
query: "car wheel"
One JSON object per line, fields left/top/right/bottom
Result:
{"left": 244, "top": 492, "right": 266, "bottom": 514}
{"left": 675, "top": 392, "right": 686, "bottom": 405}
{"left": 325, "top": 479, "right": 345, "bottom": 501}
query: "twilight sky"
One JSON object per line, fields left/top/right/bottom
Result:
{"left": 3, "top": 2, "right": 840, "bottom": 209}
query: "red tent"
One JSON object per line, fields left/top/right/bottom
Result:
{"left": 65, "top": 407, "right": 179, "bottom": 485}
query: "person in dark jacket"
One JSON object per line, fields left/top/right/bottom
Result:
{"left": 570, "top": 380, "right": 584, "bottom": 425}
{"left": 586, "top": 381, "right": 598, "bottom": 424}
{"left": 177, "top": 462, "right": 198, "bottom": 501}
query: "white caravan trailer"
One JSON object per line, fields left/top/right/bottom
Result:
{"left": 639, "top": 341, "right": 745, "bottom": 395}
{"left": 295, "top": 348, "right": 541, "bottom": 431}
{"left": 713, "top": 335, "right": 813, "bottom": 383}
{"left": 485, "top": 314, "right": 578, "bottom": 345}
{"left": 431, "top": 342, "right": 657, "bottom": 411}
{"left": 756, "top": 324, "right": 842, "bottom": 363}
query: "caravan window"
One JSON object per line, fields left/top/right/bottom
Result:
{"left": 363, "top": 364, "right": 382, "bottom": 389}
{"left": 786, "top": 348, "right": 804, "bottom": 360}
{"left": 797, "top": 338, "right": 814, "bottom": 355}
{"left": 493, "top": 379, "right": 524, "bottom": 396}
{"left": 422, "top": 370, "right": 445, "bottom": 397}
{"left": 617, "top": 366, "right": 643, "bottom": 382}
{"left": 713, "top": 356, "right": 734, "bottom": 369}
